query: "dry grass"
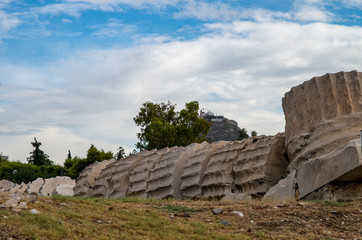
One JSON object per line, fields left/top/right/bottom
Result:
{"left": 0, "top": 194, "right": 361, "bottom": 240}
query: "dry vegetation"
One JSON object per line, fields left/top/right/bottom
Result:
{"left": 0, "top": 193, "right": 361, "bottom": 240}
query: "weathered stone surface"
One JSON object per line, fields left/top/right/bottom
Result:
{"left": 40, "top": 176, "right": 75, "bottom": 196}
{"left": 283, "top": 70, "right": 362, "bottom": 172}
{"left": 18, "top": 182, "right": 28, "bottom": 194}
{"left": 233, "top": 133, "right": 289, "bottom": 195}
{"left": 181, "top": 142, "right": 227, "bottom": 199}
{"left": 147, "top": 143, "right": 211, "bottom": 200}
{"left": 262, "top": 171, "right": 296, "bottom": 202}
{"left": 297, "top": 139, "right": 362, "bottom": 199}
{"left": 73, "top": 159, "right": 116, "bottom": 197}
{"left": 26, "top": 178, "right": 44, "bottom": 195}
{"left": 92, "top": 151, "right": 151, "bottom": 198}
{"left": 9, "top": 183, "right": 22, "bottom": 194}
{"left": 127, "top": 148, "right": 169, "bottom": 198}
{"left": 201, "top": 141, "right": 246, "bottom": 198}
{"left": 0, "top": 180, "right": 15, "bottom": 192}
{"left": 53, "top": 184, "right": 75, "bottom": 196}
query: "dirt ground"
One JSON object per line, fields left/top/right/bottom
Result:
{"left": 0, "top": 193, "right": 361, "bottom": 240}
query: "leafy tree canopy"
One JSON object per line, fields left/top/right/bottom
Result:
{"left": 238, "top": 128, "right": 257, "bottom": 140}
{"left": 63, "top": 144, "right": 114, "bottom": 179}
{"left": 134, "top": 101, "right": 212, "bottom": 151}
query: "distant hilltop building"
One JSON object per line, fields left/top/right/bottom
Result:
{"left": 0, "top": 153, "right": 9, "bottom": 161}
{"left": 200, "top": 109, "right": 241, "bottom": 142}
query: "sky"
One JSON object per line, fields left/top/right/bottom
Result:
{"left": 1, "top": 0, "right": 362, "bottom": 164}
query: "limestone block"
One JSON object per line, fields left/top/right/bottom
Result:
{"left": 146, "top": 147, "right": 187, "bottom": 199}
{"left": 91, "top": 151, "right": 150, "bottom": 198}
{"left": 40, "top": 176, "right": 75, "bottom": 196}
{"left": 283, "top": 70, "right": 362, "bottom": 142}
{"left": 282, "top": 70, "right": 362, "bottom": 171}
{"left": 181, "top": 142, "right": 227, "bottom": 199}
{"left": 73, "top": 159, "right": 115, "bottom": 197}
{"left": 297, "top": 139, "right": 362, "bottom": 199}
{"left": 9, "top": 183, "right": 22, "bottom": 194}
{"left": 53, "top": 183, "right": 75, "bottom": 196}
{"left": 0, "top": 180, "right": 15, "bottom": 192}
{"left": 233, "top": 134, "right": 289, "bottom": 195}
{"left": 286, "top": 113, "right": 362, "bottom": 172}
{"left": 127, "top": 149, "right": 168, "bottom": 198}
{"left": 26, "top": 178, "right": 44, "bottom": 195}
{"left": 262, "top": 171, "right": 296, "bottom": 202}
{"left": 201, "top": 141, "right": 246, "bottom": 198}
{"left": 17, "top": 182, "right": 28, "bottom": 194}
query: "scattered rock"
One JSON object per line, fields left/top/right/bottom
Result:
{"left": 231, "top": 211, "right": 244, "bottom": 217}
{"left": 212, "top": 208, "right": 223, "bottom": 215}
{"left": 181, "top": 212, "right": 191, "bottom": 218}
{"left": 29, "top": 209, "right": 40, "bottom": 214}
{"left": 26, "top": 193, "right": 37, "bottom": 203}
{"left": 220, "top": 219, "right": 231, "bottom": 226}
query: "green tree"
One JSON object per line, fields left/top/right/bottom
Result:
{"left": 115, "top": 147, "right": 126, "bottom": 160}
{"left": 67, "top": 150, "right": 72, "bottom": 160}
{"left": 63, "top": 144, "right": 114, "bottom": 179}
{"left": 251, "top": 130, "right": 257, "bottom": 137}
{"left": 134, "top": 101, "right": 211, "bottom": 151}
{"left": 28, "top": 137, "right": 53, "bottom": 166}
{"left": 238, "top": 128, "right": 249, "bottom": 140}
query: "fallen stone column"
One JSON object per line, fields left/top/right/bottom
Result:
{"left": 74, "top": 159, "right": 116, "bottom": 197}
{"left": 233, "top": 134, "right": 289, "bottom": 196}
{"left": 181, "top": 142, "right": 227, "bottom": 199}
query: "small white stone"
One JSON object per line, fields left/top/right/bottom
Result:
{"left": 231, "top": 211, "right": 244, "bottom": 217}
{"left": 29, "top": 209, "right": 40, "bottom": 214}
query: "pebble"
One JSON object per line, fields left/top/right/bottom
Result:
{"left": 231, "top": 211, "right": 244, "bottom": 217}
{"left": 18, "top": 202, "right": 27, "bottom": 209}
{"left": 169, "top": 213, "right": 175, "bottom": 218}
{"left": 181, "top": 212, "right": 191, "bottom": 218}
{"left": 220, "top": 219, "right": 231, "bottom": 226}
{"left": 29, "top": 209, "right": 40, "bottom": 214}
{"left": 212, "top": 208, "right": 223, "bottom": 215}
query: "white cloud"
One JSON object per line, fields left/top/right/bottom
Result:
{"left": 341, "top": 0, "right": 362, "bottom": 7}
{"left": 89, "top": 18, "right": 137, "bottom": 38}
{"left": 62, "top": 18, "right": 73, "bottom": 23}
{"left": 32, "top": 0, "right": 179, "bottom": 17}
{"left": 0, "top": 10, "right": 21, "bottom": 39}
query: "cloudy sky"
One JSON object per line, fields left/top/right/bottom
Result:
{"left": 1, "top": 0, "right": 362, "bottom": 164}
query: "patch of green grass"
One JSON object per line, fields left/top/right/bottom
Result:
{"left": 253, "top": 231, "right": 268, "bottom": 239}
{"left": 116, "top": 197, "right": 157, "bottom": 203}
